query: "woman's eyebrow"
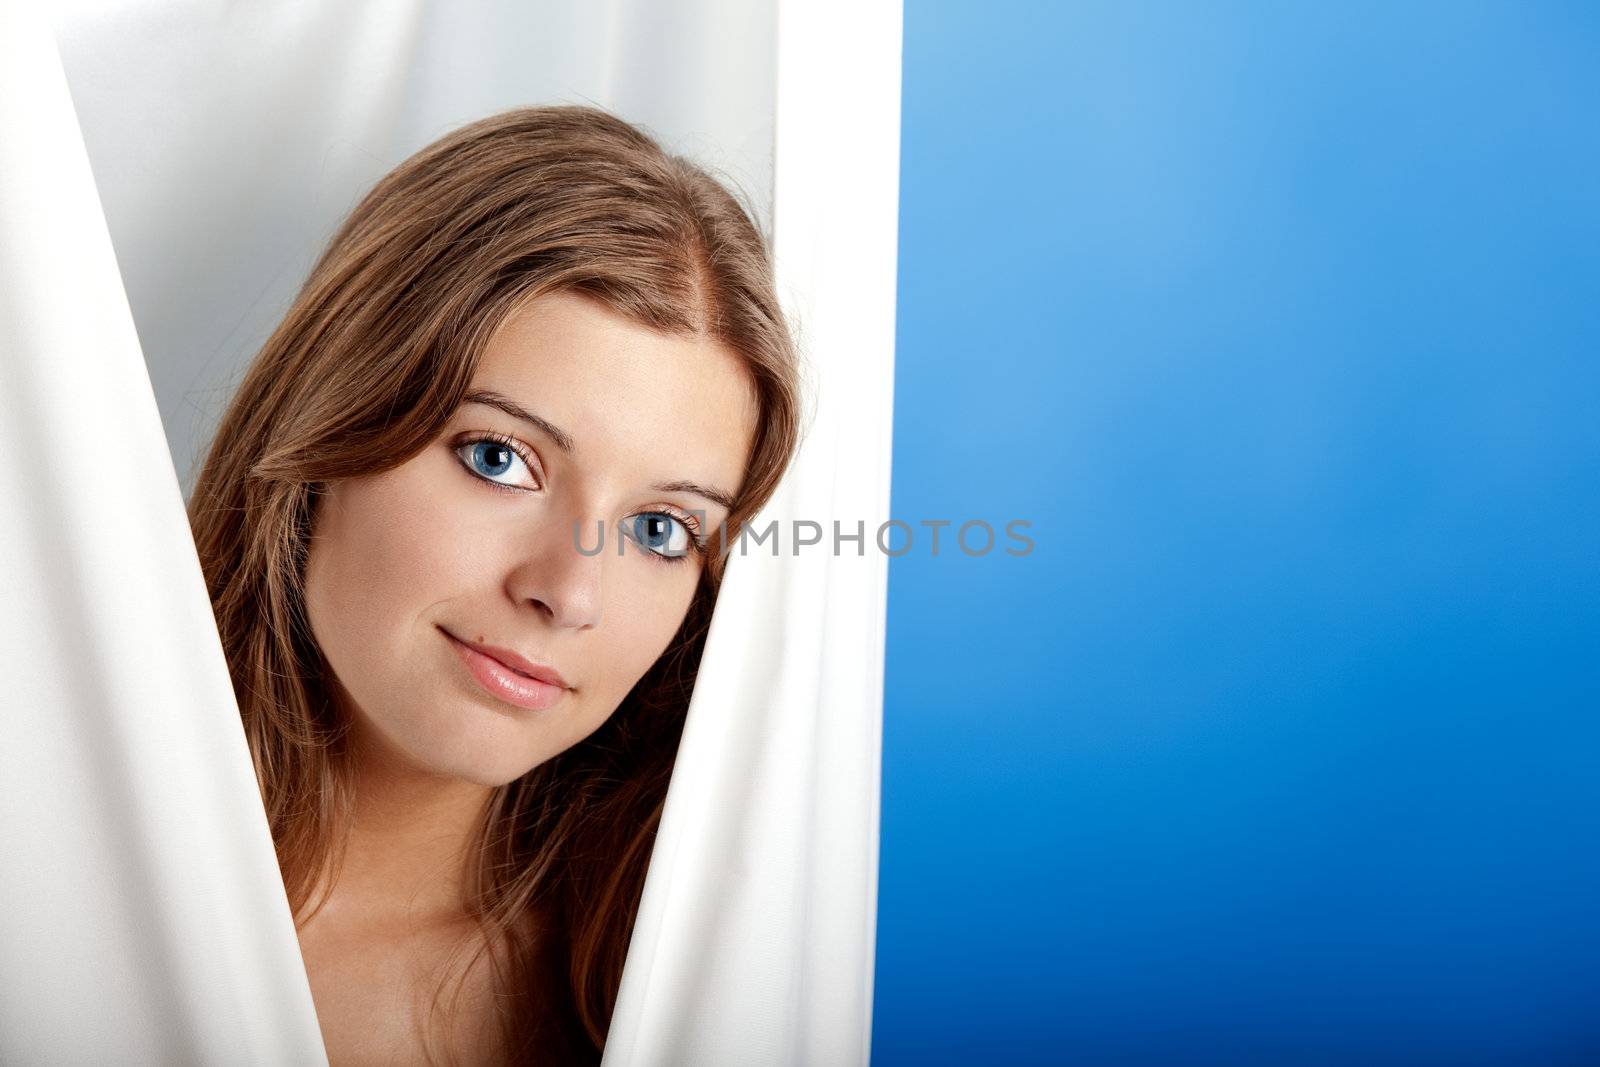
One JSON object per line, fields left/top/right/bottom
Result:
{"left": 652, "top": 480, "right": 737, "bottom": 511}
{"left": 462, "top": 390, "right": 575, "bottom": 453}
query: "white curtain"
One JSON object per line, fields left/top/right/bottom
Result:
{"left": 0, "top": 0, "right": 898, "bottom": 1062}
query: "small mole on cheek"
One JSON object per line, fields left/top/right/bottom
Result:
{"left": 477, "top": 634, "right": 486, "bottom": 644}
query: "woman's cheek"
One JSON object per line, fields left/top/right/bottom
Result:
{"left": 631, "top": 572, "right": 700, "bottom": 665}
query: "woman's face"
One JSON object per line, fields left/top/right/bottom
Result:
{"left": 303, "top": 290, "right": 757, "bottom": 786}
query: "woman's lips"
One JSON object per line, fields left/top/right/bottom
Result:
{"left": 444, "top": 630, "right": 568, "bottom": 711}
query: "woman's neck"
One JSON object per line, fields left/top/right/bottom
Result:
{"left": 320, "top": 730, "right": 496, "bottom": 926}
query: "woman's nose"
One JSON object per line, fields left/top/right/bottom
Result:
{"left": 506, "top": 521, "right": 604, "bottom": 630}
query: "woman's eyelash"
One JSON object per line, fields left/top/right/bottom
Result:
{"left": 453, "top": 431, "right": 540, "bottom": 492}
{"left": 620, "top": 508, "right": 710, "bottom": 566}
{"left": 633, "top": 507, "right": 707, "bottom": 566}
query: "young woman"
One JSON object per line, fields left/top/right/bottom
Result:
{"left": 186, "top": 105, "right": 801, "bottom": 1065}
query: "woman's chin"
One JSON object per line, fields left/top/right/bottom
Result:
{"left": 349, "top": 710, "right": 544, "bottom": 788}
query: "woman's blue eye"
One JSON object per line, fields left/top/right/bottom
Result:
{"left": 455, "top": 438, "right": 537, "bottom": 490}
{"left": 628, "top": 512, "right": 694, "bottom": 560}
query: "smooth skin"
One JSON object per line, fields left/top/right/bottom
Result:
{"left": 297, "top": 290, "right": 757, "bottom": 1064}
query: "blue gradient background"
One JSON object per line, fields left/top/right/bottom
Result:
{"left": 875, "top": 3, "right": 1600, "bottom": 1064}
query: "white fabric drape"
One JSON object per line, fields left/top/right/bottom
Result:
{"left": 0, "top": 4, "right": 327, "bottom": 1062}
{"left": 0, "top": 1, "right": 897, "bottom": 1063}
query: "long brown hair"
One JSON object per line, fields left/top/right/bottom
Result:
{"left": 186, "top": 104, "right": 800, "bottom": 1063}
